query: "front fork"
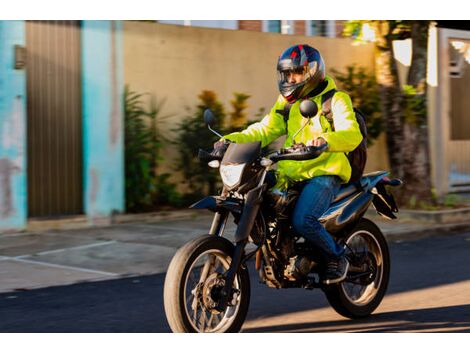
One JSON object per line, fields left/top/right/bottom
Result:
{"left": 215, "top": 183, "right": 266, "bottom": 312}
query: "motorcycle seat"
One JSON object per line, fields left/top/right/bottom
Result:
{"left": 332, "top": 171, "right": 390, "bottom": 204}
{"left": 332, "top": 182, "right": 360, "bottom": 203}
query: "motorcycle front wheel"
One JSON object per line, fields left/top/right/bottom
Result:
{"left": 324, "top": 218, "right": 390, "bottom": 319}
{"left": 163, "top": 235, "right": 250, "bottom": 333}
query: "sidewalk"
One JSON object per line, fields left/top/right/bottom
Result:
{"left": 1, "top": 210, "right": 469, "bottom": 294}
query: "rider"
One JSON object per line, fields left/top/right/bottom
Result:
{"left": 216, "top": 44, "right": 363, "bottom": 284}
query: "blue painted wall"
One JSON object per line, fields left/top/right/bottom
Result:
{"left": 0, "top": 21, "right": 27, "bottom": 232}
{"left": 82, "top": 21, "right": 124, "bottom": 222}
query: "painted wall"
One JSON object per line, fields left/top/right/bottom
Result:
{"left": 82, "top": 21, "right": 124, "bottom": 223}
{"left": 123, "top": 22, "right": 389, "bottom": 186}
{"left": 0, "top": 21, "right": 27, "bottom": 232}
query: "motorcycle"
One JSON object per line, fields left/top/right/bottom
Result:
{"left": 163, "top": 100, "right": 402, "bottom": 333}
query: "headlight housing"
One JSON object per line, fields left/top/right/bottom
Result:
{"left": 220, "top": 163, "right": 246, "bottom": 189}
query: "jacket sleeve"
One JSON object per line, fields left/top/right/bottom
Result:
{"left": 222, "top": 96, "right": 287, "bottom": 148}
{"left": 320, "top": 91, "right": 363, "bottom": 153}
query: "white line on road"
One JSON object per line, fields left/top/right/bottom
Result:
{"left": 10, "top": 257, "right": 119, "bottom": 277}
{"left": 124, "top": 224, "right": 208, "bottom": 232}
{"left": 13, "top": 241, "right": 117, "bottom": 259}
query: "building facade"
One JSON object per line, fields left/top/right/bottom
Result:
{"left": 159, "top": 20, "right": 345, "bottom": 37}
{"left": 0, "top": 21, "right": 125, "bottom": 232}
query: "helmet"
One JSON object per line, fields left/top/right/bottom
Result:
{"left": 277, "top": 44, "right": 326, "bottom": 103}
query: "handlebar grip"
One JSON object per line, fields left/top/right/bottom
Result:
{"left": 198, "top": 149, "right": 223, "bottom": 162}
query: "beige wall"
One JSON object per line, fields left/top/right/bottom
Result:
{"left": 123, "top": 22, "right": 389, "bottom": 183}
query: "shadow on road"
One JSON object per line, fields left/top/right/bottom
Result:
{"left": 243, "top": 304, "right": 470, "bottom": 333}
{"left": 1, "top": 233, "right": 469, "bottom": 332}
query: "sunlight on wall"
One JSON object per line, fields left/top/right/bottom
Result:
{"left": 427, "top": 23, "right": 438, "bottom": 88}
{"left": 392, "top": 39, "right": 412, "bottom": 67}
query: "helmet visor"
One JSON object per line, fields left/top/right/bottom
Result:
{"left": 277, "top": 66, "right": 310, "bottom": 84}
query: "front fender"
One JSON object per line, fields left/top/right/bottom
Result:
{"left": 190, "top": 196, "right": 242, "bottom": 214}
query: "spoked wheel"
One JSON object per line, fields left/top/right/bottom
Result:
{"left": 164, "top": 235, "right": 250, "bottom": 333}
{"left": 324, "top": 218, "right": 390, "bottom": 319}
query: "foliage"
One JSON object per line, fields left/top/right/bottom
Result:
{"left": 402, "top": 84, "right": 427, "bottom": 126}
{"left": 229, "top": 92, "right": 251, "bottom": 129}
{"left": 173, "top": 90, "right": 227, "bottom": 201}
{"left": 124, "top": 86, "right": 181, "bottom": 212}
{"left": 173, "top": 90, "right": 263, "bottom": 204}
{"left": 331, "top": 65, "right": 383, "bottom": 145}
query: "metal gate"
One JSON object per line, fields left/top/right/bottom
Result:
{"left": 26, "top": 21, "right": 83, "bottom": 217}
{"left": 447, "top": 36, "right": 470, "bottom": 193}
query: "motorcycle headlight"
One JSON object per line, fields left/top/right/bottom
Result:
{"left": 220, "top": 163, "right": 246, "bottom": 188}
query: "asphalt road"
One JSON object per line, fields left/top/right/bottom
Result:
{"left": 1, "top": 232, "right": 470, "bottom": 333}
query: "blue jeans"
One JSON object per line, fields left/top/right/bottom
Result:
{"left": 291, "top": 175, "right": 344, "bottom": 260}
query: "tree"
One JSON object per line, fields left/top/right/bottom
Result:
{"left": 229, "top": 92, "right": 251, "bottom": 129}
{"left": 344, "top": 21, "right": 433, "bottom": 205}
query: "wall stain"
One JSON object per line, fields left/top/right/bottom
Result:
{"left": 0, "top": 158, "right": 19, "bottom": 218}
{"left": 90, "top": 168, "right": 99, "bottom": 205}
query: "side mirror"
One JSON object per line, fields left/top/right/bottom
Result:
{"left": 204, "top": 109, "right": 215, "bottom": 127}
{"left": 299, "top": 100, "right": 318, "bottom": 119}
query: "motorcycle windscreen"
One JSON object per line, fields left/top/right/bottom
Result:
{"left": 221, "top": 142, "right": 261, "bottom": 165}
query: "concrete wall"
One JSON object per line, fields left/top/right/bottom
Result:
{"left": 123, "top": 22, "right": 389, "bottom": 183}
{"left": 82, "top": 21, "right": 125, "bottom": 223}
{"left": 0, "top": 21, "right": 27, "bottom": 232}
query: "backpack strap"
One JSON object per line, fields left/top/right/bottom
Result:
{"left": 275, "top": 102, "right": 292, "bottom": 134}
{"left": 321, "top": 89, "right": 337, "bottom": 131}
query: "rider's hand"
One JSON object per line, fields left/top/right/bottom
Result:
{"left": 306, "top": 137, "right": 326, "bottom": 147}
{"left": 212, "top": 140, "right": 230, "bottom": 158}
{"left": 213, "top": 140, "right": 227, "bottom": 150}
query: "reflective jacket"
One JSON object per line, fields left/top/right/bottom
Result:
{"left": 223, "top": 76, "right": 363, "bottom": 189}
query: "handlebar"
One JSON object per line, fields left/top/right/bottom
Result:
{"left": 198, "top": 148, "right": 223, "bottom": 162}
{"left": 269, "top": 143, "right": 328, "bottom": 162}
{"left": 199, "top": 142, "right": 328, "bottom": 164}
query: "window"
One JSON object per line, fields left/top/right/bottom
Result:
{"left": 265, "top": 21, "right": 281, "bottom": 33}
{"left": 306, "top": 20, "right": 336, "bottom": 37}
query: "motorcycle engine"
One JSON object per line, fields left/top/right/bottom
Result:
{"left": 267, "top": 188, "right": 300, "bottom": 220}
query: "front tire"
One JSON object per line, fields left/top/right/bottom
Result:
{"left": 324, "top": 218, "right": 390, "bottom": 319}
{"left": 163, "top": 235, "right": 250, "bottom": 333}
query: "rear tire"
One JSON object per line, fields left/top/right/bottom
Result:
{"left": 163, "top": 235, "right": 250, "bottom": 333}
{"left": 324, "top": 218, "right": 390, "bottom": 319}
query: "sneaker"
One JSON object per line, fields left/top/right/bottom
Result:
{"left": 323, "top": 256, "right": 350, "bottom": 285}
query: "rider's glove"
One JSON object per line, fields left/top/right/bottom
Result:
{"left": 212, "top": 140, "right": 230, "bottom": 158}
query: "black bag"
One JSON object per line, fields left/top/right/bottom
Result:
{"left": 321, "top": 89, "right": 367, "bottom": 183}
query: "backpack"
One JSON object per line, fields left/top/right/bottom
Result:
{"left": 275, "top": 89, "right": 367, "bottom": 183}
{"left": 321, "top": 89, "right": 367, "bottom": 183}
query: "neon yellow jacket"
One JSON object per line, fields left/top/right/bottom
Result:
{"left": 223, "top": 76, "right": 362, "bottom": 188}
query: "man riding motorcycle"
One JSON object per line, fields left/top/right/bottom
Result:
{"left": 215, "top": 44, "right": 363, "bottom": 284}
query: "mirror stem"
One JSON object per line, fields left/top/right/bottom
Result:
{"left": 292, "top": 118, "right": 311, "bottom": 144}
{"left": 208, "top": 125, "right": 225, "bottom": 139}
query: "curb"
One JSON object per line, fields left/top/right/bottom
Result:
{"left": 381, "top": 221, "right": 470, "bottom": 241}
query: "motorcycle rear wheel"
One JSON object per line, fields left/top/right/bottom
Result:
{"left": 324, "top": 218, "right": 390, "bottom": 319}
{"left": 163, "top": 235, "right": 250, "bottom": 333}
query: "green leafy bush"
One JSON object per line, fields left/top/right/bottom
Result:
{"left": 124, "top": 86, "right": 181, "bottom": 212}
{"left": 173, "top": 90, "right": 227, "bottom": 203}
{"left": 173, "top": 90, "right": 263, "bottom": 204}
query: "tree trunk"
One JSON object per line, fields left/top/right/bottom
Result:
{"left": 372, "top": 21, "right": 405, "bottom": 180}
{"left": 401, "top": 21, "right": 434, "bottom": 203}
{"left": 372, "top": 21, "right": 434, "bottom": 206}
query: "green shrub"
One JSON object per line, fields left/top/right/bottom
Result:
{"left": 124, "top": 86, "right": 181, "bottom": 212}
{"left": 173, "top": 90, "right": 227, "bottom": 201}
